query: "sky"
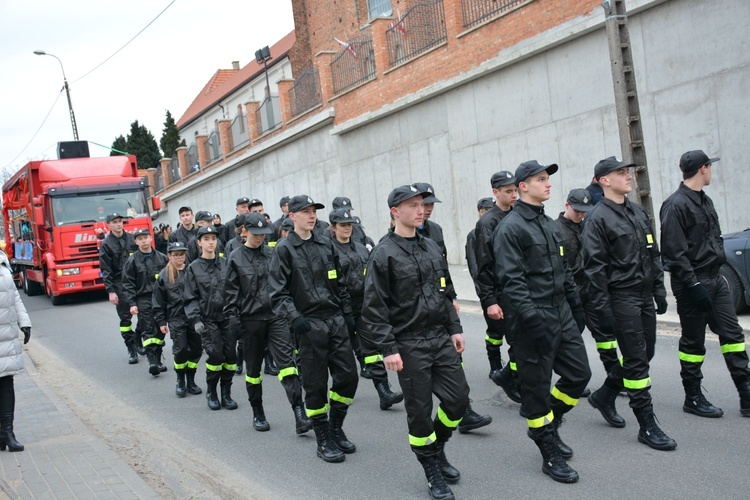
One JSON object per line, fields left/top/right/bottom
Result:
{"left": 0, "top": 0, "right": 294, "bottom": 174}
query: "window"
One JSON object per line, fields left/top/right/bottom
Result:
{"left": 368, "top": 0, "right": 392, "bottom": 19}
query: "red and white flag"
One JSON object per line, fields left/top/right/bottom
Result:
{"left": 334, "top": 37, "right": 357, "bottom": 58}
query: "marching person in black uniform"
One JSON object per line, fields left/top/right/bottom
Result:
{"left": 187, "top": 211, "right": 225, "bottom": 262}
{"left": 274, "top": 195, "right": 291, "bottom": 230}
{"left": 494, "top": 161, "right": 591, "bottom": 483}
{"left": 359, "top": 184, "right": 470, "bottom": 500}
{"left": 583, "top": 156, "right": 676, "bottom": 451}
{"left": 465, "top": 197, "right": 494, "bottom": 284}
{"left": 269, "top": 195, "right": 359, "bottom": 464}
{"left": 169, "top": 206, "right": 197, "bottom": 245}
{"left": 122, "top": 228, "right": 169, "bottom": 376}
{"left": 473, "top": 172, "right": 522, "bottom": 403}
{"left": 660, "top": 150, "right": 750, "bottom": 418}
{"left": 223, "top": 213, "right": 312, "bottom": 434}
{"left": 329, "top": 208, "right": 403, "bottom": 410}
{"left": 415, "top": 182, "right": 492, "bottom": 434}
{"left": 152, "top": 242, "right": 203, "bottom": 397}
{"left": 99, "top": 213, "right": 140, "bottom": 364}
{"left": 184, "top": 226, "right": 238, "bottom": 411}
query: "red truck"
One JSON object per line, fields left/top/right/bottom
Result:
{"left": 2, "top": 141, "right": 159, "bottom": 305}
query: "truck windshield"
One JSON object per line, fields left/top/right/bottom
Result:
{"left": 51, "top": 190, "right": 149, "bottom": 226}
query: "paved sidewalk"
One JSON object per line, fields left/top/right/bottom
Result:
{"left": 0, "top": 351, "right": 159, "bottom": 499}
{"left": 449, "top": 264, "right": 750, "bottom": 331}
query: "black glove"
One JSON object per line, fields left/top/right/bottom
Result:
{"left": 597, "top": 313, "right": 616, "bottom": 336}
{"left": 520, "top": 313, "right": 550, "bottom": 354}
{"left": 344, "top": 313, "right": 356, "bottom": 336}
{"left": 570, "top": 305, "right": 586, "bottom": 333}
{"left": 686, "top": 283, "right": 713, "bottom": 312}
{"left": 654, "top": 295, "right": 668, "bottom": 315}
{"left": 21, "top": 327, "right": 31, "bottom": 344}
{"left": 291, "top": 316, "right": 311, "bottom": 336}
{"left": 194, "top": 321, "right": 206, "bottom": 335}
{"left": 228, "top": 319, "right": 242, "bottom": 341}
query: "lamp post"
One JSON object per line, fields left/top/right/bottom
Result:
{"left": 34, "top": 50, "right": 79, "bottom": 140}
{"left": 255, "top": 46, "right": 272, "bottom": 98}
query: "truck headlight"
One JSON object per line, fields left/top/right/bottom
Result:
{"left": 58, "top": 268, "right": 81, "bottom": 276}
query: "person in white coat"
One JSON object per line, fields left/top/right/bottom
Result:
{"left": 0, "top": 250, "right": 31, "bottom": 452}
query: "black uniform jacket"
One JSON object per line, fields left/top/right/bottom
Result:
{"left": 554, "top": 214, "right": 586, "bottom": 291}
{"left": 223, "top": 245, "right": 275, "bottom": 322}
{"left": 465, "top": 229, "right": 478, "bottom": 282}
{"left": 493, "top": 200, "right": 580, "bottom": 322}
{"left": 359, "top": 231, "right": 462, "bottom": 357}
{"left": 582, "top": 197, "right": 666, "bottom": 315}
{"left": 268, "top": 230, "right": 352, "bottom": 323}
{"left": 169, "top": 225, "right": 197, "bottom": 245}
{"left": 659, "top": 182, "right": 725, "bottom": 285}
{"left": 99, "top": 231, "right": 137, "bottom": 293}
{"left": 473, "top": 205, "right": 512, "bottom": 309}
{"left": 152, "top": 266, "right": 188, "bottom": 328}
{"left": 184, "top": 256, "right": 228, "bottom": 322}
{"left": 332, "top": 238, "right": 370, "bottom": 314}
{"left": 122, "top": 250, "right": 168, "bottom": 307}
{"left": 417, "top": 220, "right": 446, "bottom": 260}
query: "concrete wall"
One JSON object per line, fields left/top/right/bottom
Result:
{"left": 159, "top": 0, "right": 750, "bottom": 263}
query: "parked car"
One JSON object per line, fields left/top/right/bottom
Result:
{"left": 720, "top": 228, "right": 750, "bottom": 313}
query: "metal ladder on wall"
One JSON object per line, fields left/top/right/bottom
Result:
{"left": 603, "top": 0, "right": 655, "bottom": 224}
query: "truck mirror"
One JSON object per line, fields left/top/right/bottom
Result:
{"left": 152, "top": 196, "right": 161, "bottom": 211}
{"left": 33, "top": 206, "right": 45, "bottom": 224}
{"left": 33, "top": 195, "right": 44, "bottom": 207}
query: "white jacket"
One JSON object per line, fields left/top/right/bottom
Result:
{"left": 0, "top": 251, "right": 31, "bottom": 378}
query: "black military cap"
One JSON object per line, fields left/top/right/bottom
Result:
{"left": 491, "top": 171, "right": 516, "bottom": 188}
{"left": 594, "top": 157, "right": 636, "bottom": 180}
{"left": 288, "top": 195, "right": 325, "bottom": 213}
{"left": 414, "top": 182, "right": 441, "bottom": 203}
{"left": 279, "top": 195, "right": 291, "bottom": 208}
{"left": 477, "top": 197, "right": 495, "bottom": 211}
{"left": 566, "top": 188, "right": 594, "bottom": 212}
{"left": 332, "top": 196, "right": 353, "bottom": 210}
{"left": 243, "top": 212, "right": 273, "bottom": 235}
{"left": 679, "top": 150, "right": 720, "bottom": 173}
{"left": 388, "top": 184, "right": 430, "bottom": 208}
{"left": 132, "top": 228, "right": 150, "bottom": 238}
{"left": 515, "top": 160, "right": 559, "bottom": 186}
{"left": 194, "top": 211, "right": 214, "bottom": 222}
{"left": 329, "top": 208, "right": 358, "bottom": 224}
{"left": 280, "top": 217, "right": 294, "bottom": 231}
{"left": 178, "top": 206, "right": 192, "bottom": 214}
{"left": 167, "top": 241, "right": 187, "bottom": 253}
{"left": 236, "top": 197, "right": 250, "bottom": 206}
{"left": 248, "top": 198, "right": 263, "bottom": 208}
{"left": 106, "top": 213, "right": 126, "bottom": 223}
{"left": 196, "top": 225, "right": 219, "bottom": 239}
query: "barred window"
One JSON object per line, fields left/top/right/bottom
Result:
{"left": 367, "top": 0, "right": 392, "bottom": 19}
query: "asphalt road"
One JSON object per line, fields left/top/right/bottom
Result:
{"left": 22, "top": 292, "right": 750, "bottom": 499}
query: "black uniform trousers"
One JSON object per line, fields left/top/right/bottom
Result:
{"left": 171, "top": 321, "right": 202, "bottom": 373}
{"left": 137, "top": 297, "right": 163, "bottom": 353}
{"left": 297, "top": 315, "right": 358, "bottom": 418}
{"left": 202, "top": 319, "right": 237, "bottom": 386}
{"left": 483, "top": 313, "right": 518, "bottom": 374}
{"left": 603, "top": 293, "right": 656, "bottom": 411}
{"left": 672, "top": 275, "right": 750, "bottom": 387}
{"left": 356, "top": 313, "right": 389, "bottom": 380}
{"left": 513, "top": 305, "right": 591, "bottom": 430}
{"left": 581, "top": 292, "right": 620, "bottom": 375}
{"left": 113, "top": 283, "right": 134, "bottom": 345}
{"left": 242, "top": 317, "right": 302, "bottom": 407}
{"left": 396, "top": 333, "right": 470, "bottom": 454}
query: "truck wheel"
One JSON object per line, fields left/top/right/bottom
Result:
{"left": 49, "top": 293, "right": 65, "bottom": 306}
{"left": 22, "top": 269, "right": 43, "bottom": 296}
{"left": 719, "top": 264, "right": 748, "bottom": 314}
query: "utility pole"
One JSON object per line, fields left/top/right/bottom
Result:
{"left": 602, "top": 0, "right": 654, "bottom": 224}
{"left": 34, "top": 50, "right": 79, "bottom": 141}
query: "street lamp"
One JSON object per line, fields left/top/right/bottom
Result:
{"left": 34, "top": 50, "right": 79, "bottom": 140}
{"left": 255, "top": 46, "right": 272, "bottom": 98}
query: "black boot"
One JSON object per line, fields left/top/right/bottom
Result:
{"left": 551, "top": 416, "right": 573, "bottom": 459}
{"left": 126, "top": 341, "right": 138, "bottom": 365}
{"left": 186, "top": 372, "right": 202, "bottom": 395}
{"left": 491, "top": 364, "right": 522, "bottom": 403}
{"left": 263, "top": 351, "right": 279, "bottom": 376}
{"left": 156, "top": 346, "right": 167, "bottom": 373}
{"left": 235, "top": 342, "right": 243, "bottom": 375}
{"left": 683, "top": 382, "right": 723, "bottom": 418}
{"left": 175, "top": 372, "right": 187, "bottom": 398}
{"left": 738, "top": 379, "right": 750, "bottom": 417}
{"left": 206, "top": 374, "right": 221, "bottom": 410}
{"left": 486, "top": 344, "right": 502, "bottom": 379}
{"left": 416, "top": 452, "right": 455, "bottom": 500}
{"left": 312, "top": 416, "right": 345, "bottom": 463}
{"left": 635, "top": 408, "right": 677, "bottom": 451}
{"left": 588, "top": 384, "right": 626, "bottom": 428}
{"left": 531, "top": 427, "right": 579, "bottom": 483}
{"left": 374, "top": 378, "right": 404, "bottom": 410}
{"left": 458, "top": 402, "right": 492, "bottom": 433}
{"left": 136, "top": 332, "right": 146, "bottom": 356}
{"left": 220, "top": 381, "right": 239, "bottom": 410}
{"left": 146, "top": 350, "right": 160, "bottom": 376}
{"left": 0, "top": 417, "right": 23, "bottom": 452}
{"left": 435, "top": 439, "right": 460, "bottom": 484}
{"left": 293, "top": 403, "right": 312, "bottom": 434}
{"left": 329, "top": 407, "right": 356, "bottom": 454}
{"left": 252, "top": 404, "right": 270, "bottom": 431}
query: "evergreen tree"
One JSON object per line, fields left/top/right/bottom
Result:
{"left": 126, "top": 120, "right": 162, "bottom": 170}
{"left": 160, "top": 110, "right": 185, "bottom": 159}
{"left": 110, "top": 135, "right": 128, "bottom": 156}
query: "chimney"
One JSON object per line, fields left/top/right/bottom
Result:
{"left": 232, "top": 61, "right": 240, "bottom": 70}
